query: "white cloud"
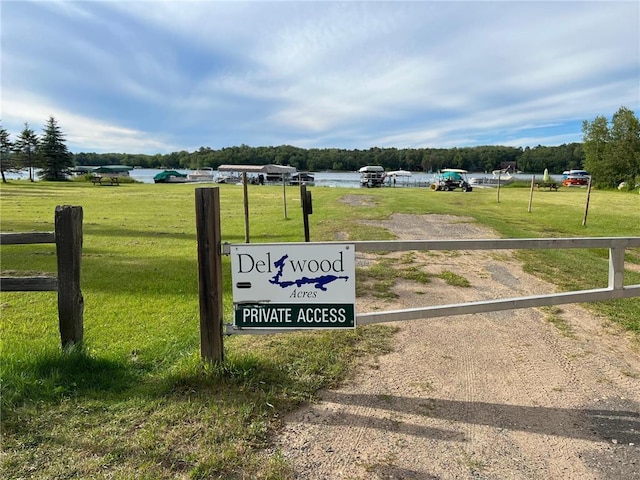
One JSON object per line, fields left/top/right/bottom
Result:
{"left": 2, "top": 91, "right": 175, "bottom": 153}
{"left": 2, "top": 1, "right": 637, "bottom": 152}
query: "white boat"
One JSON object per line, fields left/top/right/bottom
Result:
{"left": 215, "top": 173, "right": 242, "bottom": 184}
{"left": 187, "top": 167, "right": 215, "bottom": 182}
{"left": 492, "top": 165, "right": 514, "bottom": 177}
{"left": 469, "top": 172, "right": 513, "bottom": 188}
{"left": 289, "top": 172, "right": 315, "bottom": 186}
{"left": 562, "top": 169, "right": 590, "bottom": 187}
{"left": 359, "top": 165, "right": 386, "bottom": 187}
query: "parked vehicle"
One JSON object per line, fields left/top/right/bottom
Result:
{"left": 430, "top": 169, "right": 473, "bottom": 192}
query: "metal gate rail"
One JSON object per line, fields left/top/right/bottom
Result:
{"left": 223, "top": 237, "right": 640, "bottom": 333}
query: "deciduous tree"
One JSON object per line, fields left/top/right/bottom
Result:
{"left": 610, "top": 106, "right": 640, "bottom": 189}
{"left": 583, "top": 106, "right": 640, "bottom": 189}
{"left": 583, "top": 115, "right": 612, "bottom": 188}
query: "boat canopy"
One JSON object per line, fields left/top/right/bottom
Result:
{"left": 217, "top": 164, "right": 297, "bottom": 175}
{"left": 71, "top": 165, "right": 134, "bottom": 175}
{"left": 291, "top": 172, "right": 314, "bottom": 179}
{"left": 359, "top": 165, "right": 385, "bottom": 173}
{"left": 153, "top": 170, "right": 187, "bottom": 181}
{"left": 93, "top": 165, "right": 134, "bottom": 174}
{"left": 387, "top": 170, "right": 412, "bottom": 177}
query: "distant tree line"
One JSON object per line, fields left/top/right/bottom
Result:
{"left": 2, "top": 107, "right": 637, "bottom": 187}
{"left": 71, "top": 143, "right": 584, "bottom": 176}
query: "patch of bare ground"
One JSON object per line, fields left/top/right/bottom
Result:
{"left": 339, "top": 194, "right": 378, "bottom": 207}
{"left": 270, "top": 214, "right": 640, "bottom": 479}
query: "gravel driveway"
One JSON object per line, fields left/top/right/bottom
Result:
{"left": 272, "top": 212, "right": 640, "bottom": 479}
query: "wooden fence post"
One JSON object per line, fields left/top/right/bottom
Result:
{"left": 55, "top": 205, "right": 84, "bottom": 349}
{"left": 195, "top": 188, "right": 224, "bottom": 364}
{"left": 582, "top": 177, "right": 592, "bottom": 227}
{"left": 528, "top": 175, "right": 535, "bottom": 213}
{"left": 301, "top": 183, "right": 311, "bottom": 242}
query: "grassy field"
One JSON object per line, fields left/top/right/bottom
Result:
{"left": 1, "top": 180, "right": 639, "bottom": 479}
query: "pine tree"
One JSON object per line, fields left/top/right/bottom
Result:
{"left": 14, "top": 122, "right": 41, "bottom": 182}
{"left": 0, "top": 124, "right": 16, "bottom": 183}
{"left": 38, "top": 116, "right": 73, "bottom": 181}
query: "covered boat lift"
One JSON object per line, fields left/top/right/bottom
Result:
{"left": 216, "top": 164, "right": 298, "bottom": 242}
{"left": 217, "top": 164, "right": 296, "bottom": 180}
{"left": 386, "top": 170, "right": 412, "bottom": 187}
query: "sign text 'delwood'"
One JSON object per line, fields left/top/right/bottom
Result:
{"left": 231, "top": 244, "right": 355, "bottom": 329}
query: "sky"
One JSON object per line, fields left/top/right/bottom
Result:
{"left": 1, "top": 1, "right": 639, "bottom": 154}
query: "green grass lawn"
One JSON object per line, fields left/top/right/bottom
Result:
{"left": 1, "top": 180, "right": 638, "bottom": 479}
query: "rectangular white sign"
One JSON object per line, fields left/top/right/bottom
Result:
{"left": 230, "top": 243, "right": 356, "bottom": 304}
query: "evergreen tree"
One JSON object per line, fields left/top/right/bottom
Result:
{"left": 13, "top": 122, "right": 41, "bottom": 182}
{"left": 0, "top": 124, "right": 16, "bottom": 183}
{"left": 38, "top": 116, "right": 73, "bottom": 181}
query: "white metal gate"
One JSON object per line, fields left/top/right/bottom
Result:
{"left": 223, "top": 237, "right": 640, "bottom": 334}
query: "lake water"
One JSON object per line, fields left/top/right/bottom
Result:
{"left": 127, "top": 169, "right": 565, "bottom": 187}
{"left": 4, "top": 168, "right": 564, "bottom": 187}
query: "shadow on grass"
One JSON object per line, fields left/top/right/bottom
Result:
{"left": 1, "top": 348, "right": 142, "bottom": 418}
{"left": 2, "top": 341, "right": 314, "bottom": 415}
{"left": 158, "top": 350, "right": 315, "bottom": 411}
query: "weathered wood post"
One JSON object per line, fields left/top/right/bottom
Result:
{"left": 300, "top": 183, "right": 312, "bottom": 242}
{"left": 195, "top": 188, "right": 224, "bottom": 363}
{"left": 55, "top": 205, "right": 84, "bottom": 349}
{"left": 582, "top": 177, "right": 592, "bottom": 227}
{"left": 528, "top": 175, "right": 535, "bottom": 213}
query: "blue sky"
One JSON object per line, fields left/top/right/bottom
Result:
{"left": 2, "top": 1, "right": 638, "bottom": 154}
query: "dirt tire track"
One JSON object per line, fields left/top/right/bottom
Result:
{"left": 271, "top": 214, "right": 640, "bottom": 479}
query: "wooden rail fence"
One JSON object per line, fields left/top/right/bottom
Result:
{"left": 0, "top": 206, "right": 84, "bottom": 349}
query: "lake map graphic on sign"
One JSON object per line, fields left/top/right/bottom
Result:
{"left": 269, "top": 254, "right": 349, "bottom": 291}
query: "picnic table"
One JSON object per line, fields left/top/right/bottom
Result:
{"left": 91, "top": 175, "right": 120, "bottom": 186}
{"left": 535, "top": 182, "right": 558, "bottom": 191}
